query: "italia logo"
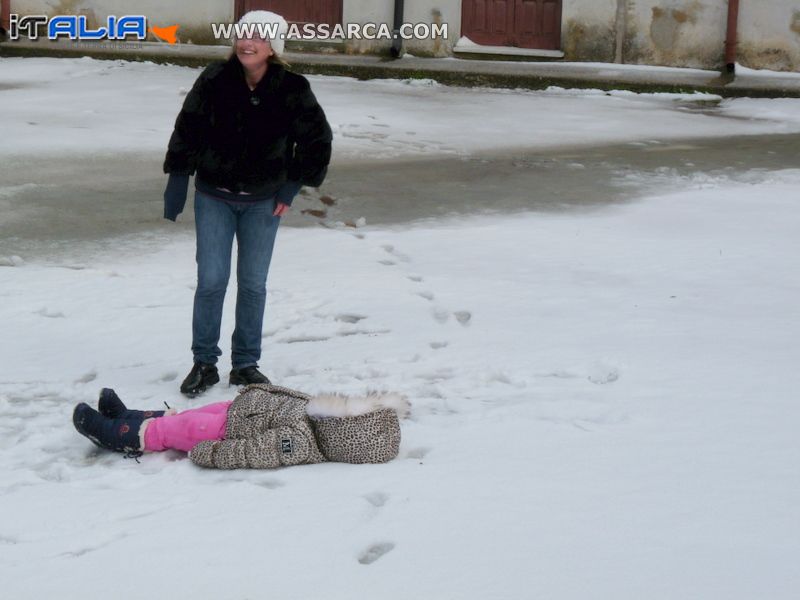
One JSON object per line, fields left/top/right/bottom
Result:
{"left": 8, "top": 14, "right": 180, "bottom": 44}
{"left": 119, "top": 424, "right": 130, "bottom": 435}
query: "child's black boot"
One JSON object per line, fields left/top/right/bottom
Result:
{"left": 98, "top": 388, "right": 168, "bottom": 420}
{"left": 73, "top": 403, "right": 145, "bottom": 455}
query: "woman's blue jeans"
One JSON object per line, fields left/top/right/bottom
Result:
{"left": 192, "top": 190, "right": 280, "bottom": 369}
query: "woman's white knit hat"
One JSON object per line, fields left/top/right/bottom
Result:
{"left": 236, "top": 10, "right": 289, "bottom": 55}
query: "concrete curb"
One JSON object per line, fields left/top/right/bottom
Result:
{"left": 2, "top": 40, "right": 800, "bottom": 99}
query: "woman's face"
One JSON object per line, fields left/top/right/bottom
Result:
{"left": 235, "top": 35, "right": 274, "bottom": 69}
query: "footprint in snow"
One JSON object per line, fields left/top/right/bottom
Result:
{"left": 364, "top": 492, "right": 389, "bottom": 508}
{"left": 487, "top": 372, "right": 527, "bottom": 388}
{"left": 75, "top": 370, "right": 97, "bottom": 384}
{"left": 454, "top": 311, "right": 472, "bottom": 326}
{"left": 432, "top": 308, "right": 449, "bottom": 323}
{"left": 538, "top": 370, "right": 580, "bottom": 379}
{"left": 250, "top": 478, "right": 285, "bottom": 490}
{"left": 279, "top": 335, "right": 331, "bottom": 344}
{"left": 358, "top": 542, "right": 395, "bottom": 565}
{"left": 381, "top": 244, "right": 411, "bottom": 262}
{"left": 337, "top": 329, "right": 391, "bottom": 338}
{"left": 588, "top": 369, "right": 620, "bottom": 385}
{"left": 406, "top": 447, "right": 431, "bottom": 460}
{"left": 334, "top": 314, "right": 367, "bottom": 324}
{"left": 416, "top": 291, "right": 434, "bottom": 301}
{"left": 36, "top": 462, "right": 72, "bottom": 483}
{"left": 416, "top": 369, "right": 453, "bottom": 383}
{"left": 353, "top": 368, "right": 389, "bottom": 381}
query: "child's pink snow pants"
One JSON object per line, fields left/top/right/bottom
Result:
{"left": 143, "top": 401, "right": 232, "bottom": 452}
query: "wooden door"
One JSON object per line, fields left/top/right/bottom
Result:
{"left": 235, "top": 0, "right": 343, "bottom": 26}
{"left": 461, "top": 0, "right": 561, "bottom": 49}
{"left": 460, "top": 0, "right": 515, "bottom": 47}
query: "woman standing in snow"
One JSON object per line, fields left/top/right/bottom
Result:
{"left": 163, "top": 11, "right": 332, "bottom": 396}
{"left": 72, "top": 386, "right": 407, "bottom": 469}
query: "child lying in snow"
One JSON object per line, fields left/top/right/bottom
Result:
{"left": 72, "top": 384, "right": 409, "bottom": 469}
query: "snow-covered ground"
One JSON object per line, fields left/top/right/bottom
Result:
{"left": 2, "top": 57, "right": 800, "bottom": 160}
{"left": 1, "top": 57, "right": 799, "bottom": 599}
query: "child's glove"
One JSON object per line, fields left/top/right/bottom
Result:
{"left": 188, "top": 440, "right": 217, "bottom": 468}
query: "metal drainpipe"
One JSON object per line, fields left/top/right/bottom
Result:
{"left": 390, "top": 0, "right": 405, "bottom": 58}
{"left": 614, "top": 0, "right": 627, "bottom": 64}
{"left": 724, "top": 0, "right": 740, "bottom": 74}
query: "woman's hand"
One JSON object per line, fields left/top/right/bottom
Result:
{"left": 273, "top": 202, "right": 290, "bottom": 217}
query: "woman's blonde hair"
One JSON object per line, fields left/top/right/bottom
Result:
{"left": 269, "top": 54, "right": 290, "bottom": 68}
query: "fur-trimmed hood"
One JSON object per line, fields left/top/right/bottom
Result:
{"left": 305, "top": 392, "right": 409, "bottom": 464}
{"left": 305, "top": 392, "right": 410, "bottom": 419}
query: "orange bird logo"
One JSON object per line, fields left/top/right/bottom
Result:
{"left": 151, "top": 24, "right": 179, "bottom": 44}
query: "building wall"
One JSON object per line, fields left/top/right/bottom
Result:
{"left": 562, "top": 0, "right": 800, "bottom": 70}
{"left": 561, "top": 0, "right": 618, "bottom": 63}
{"left": 738, "top": 2, "right": 800, "bottom": 71}
{"left": 401, "top": 0, "right": 461, "bottom": 57}
{"left": 341, "top": 0, "right": 393, "bottom": 54}
{"left": 623, "top": 0, "right": 728, "bottom": 68}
